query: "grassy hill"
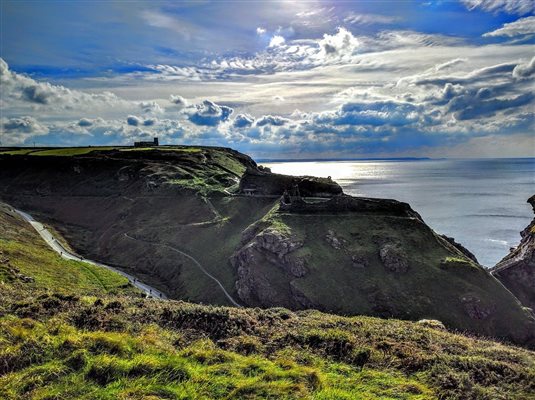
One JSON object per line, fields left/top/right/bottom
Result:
{"left": 0, "top": 195, "right": 535, "bottom": 399}
{"left": 0, "top": 146, "right": 534, "bottom": 349}
{"left": 0, "top": 203, "right": 136, "bottom": 296}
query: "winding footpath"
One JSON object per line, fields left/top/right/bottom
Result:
{"left": 14, "top": 209, "right": 167, "bottom": 299}
{"left": 124, "top": 233, "right": 242, "bottom": 307}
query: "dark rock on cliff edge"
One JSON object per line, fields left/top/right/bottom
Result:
{"left": 492, "top": 195, "right": 535, "bottom": 311}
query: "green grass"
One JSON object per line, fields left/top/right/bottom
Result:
{"left": 252, "top": 212, "right": 535, "bottom": 346}
{"left": 1, "top": 290, "right": 534, "bottom": 400}
{"left": 0, "top": 205, "right": 135, "bottom": 296}
{"left": 169, "top": 176, "right": 225, "bottom": 196}
{"left": 0, "top": 314, "right": 438, "bottom": 399}
{"left": 29, "top": 147, "right": 119, "bottom": 156}
{"left": 120, "top": 147, "right": 202, "bottom": 153}
{"left": 0, "top": 200, "right": 533, "bottom": 398}
{"left": 440, "top": 256, "right": 478, "bottom": 270}
{"left": 0, "top": 149, "right": 40, "bottom": 155}
{"left": 0, "top": 240, "right": 131, "bottom": 293}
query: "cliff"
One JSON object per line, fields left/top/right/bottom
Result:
{"left": 492, "top": 195, "right": 535, "bottom": 311}
{"left": 0, "top": 146, "right": 534, "bottom": 347}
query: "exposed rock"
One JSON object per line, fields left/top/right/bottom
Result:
{"left": 492, "top": 195, "right": 535, "bottom": 311}
{"left": 460, "top": 294, "right": 493, "bottom": 320}
{"left": 286, "top": 257, "right": 308, "bottom": 278}
{"left": 232, "top": 227, "right": 308, "bottom": 307}
{"left": 379, "top": 242, "right": 409, "bottom": 273}
{"left": 350, "top": 254, "right": 368, "bottom": 268}
{"left": 233, "top": 245, "right": 279, "bottom": 306}
{"left": 255, "top": 228, "right": 303, "bottom": 259}
{"left": 326, "top": 229, "right": 345, "bottom": 250}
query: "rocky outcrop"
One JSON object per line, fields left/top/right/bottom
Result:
{"left": 239, "top": 168, "right": 343, "bottom": 197}
{"left": 325, "top": 229, "right": 346, "bottom": 249}
{"left": 460, "top": 294, "right": 494, "bottom": 320}
{"left": 492, "top": 195, "right": 535, "bottom": 311}
{"left": 379, "top": 242, "right": 409, "bottom": 273}
{"left": 231, "top": 227, "right": 310, "bottom": 308}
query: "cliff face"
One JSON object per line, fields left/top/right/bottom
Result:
{"left": 0, "top": 147, "right": 534, "bottom": 347}
{"left": 492, "top": 195, "right": 535, "bottom": 311}
{"left": 230, "top": 198, "right": 535, "bottom": 347}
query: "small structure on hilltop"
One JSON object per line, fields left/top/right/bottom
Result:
{"left": 134, "top": 137, "right": 159, "bottom": 148}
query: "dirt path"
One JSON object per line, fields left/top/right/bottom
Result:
{"left": 123, "top": 233, "right": 242, "bottom": 307}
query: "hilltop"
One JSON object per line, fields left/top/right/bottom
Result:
{"left": 0, "top": 146, "right": 534, "bottom": 349}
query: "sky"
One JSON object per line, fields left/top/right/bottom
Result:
{"left": 0, "top": 0, "right": 534, "bottom": 159}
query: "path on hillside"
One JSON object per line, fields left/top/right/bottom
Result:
{"left": 123, "top": 233, "right": 242, "bottom": 307}
{"left": 14, "top": 209, "right": 167, "bottom": 299}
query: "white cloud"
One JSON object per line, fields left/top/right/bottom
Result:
{"left": 483, "top": 16, "right": 535, "bottom": 37}
{"left": 255, "top": 115, "right": 290, "bottom": 126}
{"left": 319, "top": 27, "right": 359, "bottom": 58}
{"left": 1, "top": 21, "right": 533, "bottom": 157}
{"left": 233, "top": 114, "right": 254, "bottom": 128}
{"left": 344, "top": 13, "right": 399, "bottom": 25}
{"left": 512, "top": 56, "right": 535, "bottom": 79}
{"left": 0, "top": 58, "right": 125, "bottom": 112}
{"left": 1, "top": 116, "right": 49, "bottom": 145}
{"left": 139, "top": 101, "right": 164, "bottom": 114}
{"left": 461, "top": 0, "right": 534, "bottom": 15}
{"left": 188, "top": 100, "right": 233, "bottom": 126}
{"left": 269, "top": 35, "right": 286, "bottom": 48}
{"left": 169, "top": 94, "right": 188, "bottom": 109}
{"left": 145, "top": 65, "right": 204, "bottom": 81}
{"left": 141, "top": 10, "right": 195, "bottom": 39}
{"left": 256, "top": 27, "right": 266, "bottom": 35}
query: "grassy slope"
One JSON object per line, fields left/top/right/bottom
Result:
{"left": 0, "top": 203, "right": 136, "bottom": 296}
{"left": 0, "top": 198, "right": 534, "bottom": 399}
{"left": 1, "top": 147, "right": 533, "bottom": 344}
{"left": 243, "top": 206, "right": 535, "bottom": 345}
{"left": 1, "top": 286, "right": 534, "bottom": 400}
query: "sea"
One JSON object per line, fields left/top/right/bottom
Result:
{"left": 262, "top": 158, "right": 535, "bottom": 268}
